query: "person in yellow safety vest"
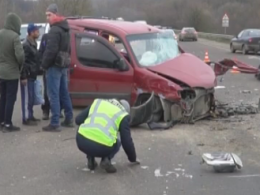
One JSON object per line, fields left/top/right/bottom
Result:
{"left": 75, "top": 98, "right": 139, "bottom": 173}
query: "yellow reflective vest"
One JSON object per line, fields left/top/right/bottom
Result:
{"left": 78, "top": 99, "right": 128, "bottom": 147}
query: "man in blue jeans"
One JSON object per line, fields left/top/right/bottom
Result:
{"left": 41, "top": 4, "right": 73, "bottom": 132}
{"left": 20, "top": 23, "right": 42, "bottom": 126}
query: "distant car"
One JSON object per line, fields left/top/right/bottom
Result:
{"left": 230, "top": 29, "right": 260, "bottom": 55}
{"left": 20, "top": 23, "right": 50, "bottom": 49}
{"left": 162, "top": 29, "right": 178, "bottom": 40}
{"left": 179, "top": 27, "right": 198, "bottom": 41}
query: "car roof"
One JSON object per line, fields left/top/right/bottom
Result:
{"left": 68, "top": 19, "right": 160, "bottom": 35}
{"left": 244, "top": 28, "right": 260, "bottom": 31}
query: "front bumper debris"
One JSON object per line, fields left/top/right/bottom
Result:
{"left": 201, "top": 153, "right": 243, "bottom": 173}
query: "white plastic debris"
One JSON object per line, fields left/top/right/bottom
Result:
{"left": 141, "top": 166, "right": 149, "bottom": 169}
{"left": 201, "top": 152, "right": 243, "bottom": 173}
{"left": 214, "top": 86, "right": 226, "bottom": 89}
{"left": 82, "top": 168, "right": 90, "bottom": 172}
{"left": 154, "top": 168, "right": 163, "bottom": 177}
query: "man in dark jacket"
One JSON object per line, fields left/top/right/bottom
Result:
{"left": 75, "top": 99, "right": 139, "bottom": 173}
{"left": 41, "top": 4, "right": 73, "bottom": 131}
{"left": 0, "top": 13, "right": 24, "bottom": 132}
{"left": 39, "top": 33, "right": 64, "bottom": 120}
{"left": 20, "top": 23, "right": 42, "bottom": 126}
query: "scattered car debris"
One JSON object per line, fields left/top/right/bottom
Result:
{"left": 145, "top": 100, "right": 259, "bottom": 130}
{"left": 201, "top": 153, "right": 243, "bottom": 173}
{"left": 213, "top": 101, "right": 259, "bottom": 118}
{"left": 240, "top": 90, "right": 252, "bottom": 94}
{"left": 197, "top": 143, "right": 205, "bottom": 147}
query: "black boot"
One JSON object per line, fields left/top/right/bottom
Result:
{"left": 61, "top": 119, "right": 74, "bottom": 128}
{"left": 42, "top": 112, "right": 49, "bottom": 120}
{"left": 87, "top": 157, "right": 98, "bottom": 170}
{"left": 3, "top": 124, "right": 21, "bottom": 133}
{"left": 100, "top": 157, "right": 117, "bottom": 173}
{"left": 30, "top": 117, "right": 41, "bottom": 122}
{"left": 42, "top": 124, "right": 61, "bottom": 132}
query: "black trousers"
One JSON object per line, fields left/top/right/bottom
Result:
{"left": 0, "top": 79, "right": 19, "bottom": 125}
{"left": 76, "top": 133, "right": 121, "bottom": 160}
{"left": 41, "top": 72, "right": 62, "bottom": 114}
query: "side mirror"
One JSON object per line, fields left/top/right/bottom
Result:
{"left": 117, "top": 58, "right": 129, "bottom": 71}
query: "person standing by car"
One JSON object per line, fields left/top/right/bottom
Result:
{"left": 0, "top": 13, "right": 24, "bottom": 132}
{"left": 39, "top": 32, "right": 64, "bottom": 121}
{"left": 41, "top": 4, "right": 73, "bottom": 131}
{"left": 20, "top": 23, "right": 42, "bottom": 126}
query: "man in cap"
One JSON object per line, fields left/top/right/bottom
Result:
{"left": 75, "top": 98, "right": 139, "bottom": 173}
{"left": 41, "top": 4, "right": 73, "bottom": 131}
{"left": 20, "top": 23, "right": 42, "bottom": 126}
{"left": 0, "top": 13, "right": 24, "bottom": 132}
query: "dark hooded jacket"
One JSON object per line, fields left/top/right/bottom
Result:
{"left": 41, "top": 18, "right": 70, "bottom": 70}
{"left": 0, "top": 13, "right": 24, "bottom": 80}
{"left": 20, "top": 37, "right": 41, "bottom": 80}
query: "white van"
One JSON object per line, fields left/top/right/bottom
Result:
{"left": 20, "top": 23, "right": 50, "bottom": 49}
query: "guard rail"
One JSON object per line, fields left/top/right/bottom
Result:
{"left": 173, "top": 29, "right": 233, "bottom": 43}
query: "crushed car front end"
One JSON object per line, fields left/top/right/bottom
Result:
{"left": 126, "top": 30, "right": 217, "bottom": 126}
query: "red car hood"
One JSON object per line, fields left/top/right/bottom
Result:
{"left": 147, "top": 53, "right": 216, "bottom": 88}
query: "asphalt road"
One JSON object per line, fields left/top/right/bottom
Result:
{"left": 1, "top": 39, "right": 260, "bottom": 195}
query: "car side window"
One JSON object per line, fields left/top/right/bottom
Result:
{"left": 76, "top": 35, "right": 119, "bottom": 69}
{"left": 241, "top": 30, "right": 249, "bottom": 37}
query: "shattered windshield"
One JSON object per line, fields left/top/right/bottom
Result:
{"left": 127, "top": 32, "right": 180, "bottom": 67}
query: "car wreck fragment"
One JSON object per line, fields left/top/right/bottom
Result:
{"left": 129, "top": 58, "right": 259, "bottom": 128}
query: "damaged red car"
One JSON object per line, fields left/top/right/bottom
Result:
{"left": 67, "top": 17, "right": 258, "bottom": 126}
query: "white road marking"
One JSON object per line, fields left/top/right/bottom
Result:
{"left": 228, "top": 174, "right": 260, "bottom": 178}
{"left": 197, "top": 40, "right": 230, "bottom": 51}
{"left": 248, "top": 56, "right": 260, "bottom": 60}
{"left": 215, "top": 86, "right": 226, "bottom": 89}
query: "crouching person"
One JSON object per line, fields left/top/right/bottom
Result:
{"left": 75, "top": 99, "right": 139, "bottom": 173}
{"left": 20, "top": 23, "right": 41, "bottom": 125}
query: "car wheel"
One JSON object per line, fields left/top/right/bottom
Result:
{"left": 194, "top": 38, "right": 197, "bottom": 41}
{"left": 255, "top": 65, "right": 260, "bottom": 80}
{"left": 230, "top": 44, "right": 236, "bottom": 53}
{"left": 242, "top": 45, "right": 248, "bottom": 55}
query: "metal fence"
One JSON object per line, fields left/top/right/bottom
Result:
{"left": 173, "top": 29, "right": 234, "bottom": 43}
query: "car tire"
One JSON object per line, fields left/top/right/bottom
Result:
{"left": 230, "top": 44, "right": 236, "bottom": 53}
{"left": 194, "top": 38, "right": 197, "bottom": 41}
{"left": 242, "top": 45, "right": 248, "bottom": 55}
{"left": 255, "top": 65, "right": 260, "bottom": 80}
